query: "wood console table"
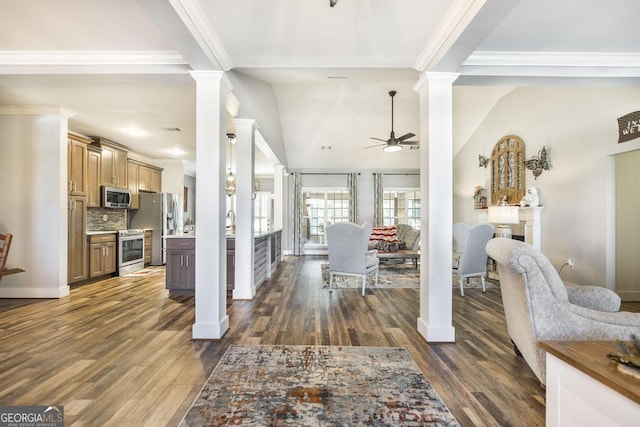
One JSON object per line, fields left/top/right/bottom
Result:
{"left": 540, "top": 340, "right": 640, "bottom": 426}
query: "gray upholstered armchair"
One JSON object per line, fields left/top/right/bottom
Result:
{"left": 326, "top": 221, "right": 379, "bottom": 296}
{"left": 486, "top": 237, "right": 640, "bottom": 386}
{"left": 452, "top": 223, "right": 494, "bottom": 296}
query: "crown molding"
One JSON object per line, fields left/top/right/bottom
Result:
{"left": 462, "top": 51, "right": 640, "bottom": 78}
{"left": 0, "top": 50, "right": 186, "bottom": 65}
{"left": 0, "top": 50, "right": 190, "bottom": 74}
{"left": 465, "top": 51, "right": 640, "bottom": 68}
{"left": 169, "top": 0, "right": 233, "bottom": 71}
{"left": 0, "top": 106, "right": 76, "bottom": 117}
{"left": 413, "top": 0, "right": 487, "bottom": 72}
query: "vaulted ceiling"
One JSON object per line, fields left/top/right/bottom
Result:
{"left": 0, "top": 0, "right": 638, "bottom": 175}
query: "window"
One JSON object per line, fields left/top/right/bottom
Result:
{"left": 302, "top": 189, "right": 349, "bottom": 244}
{"left": 254, "top": 192, "right": 273, "bottom": 233}
{"left": 382, "top": 189, "right": 421, "bottom": 229}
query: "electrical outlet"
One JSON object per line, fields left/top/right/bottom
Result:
{"left": 103, "top": 214, "right": 108, "bottom": 222}
{"left": 566, "top": 258, "right": 575, "bottom": 269}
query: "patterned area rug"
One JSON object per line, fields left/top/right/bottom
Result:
{"left": 320, "top": 262, "right": 498, "bottom": 290}
{"left": 180, "top": 345, "right": 459, "bottom": 426}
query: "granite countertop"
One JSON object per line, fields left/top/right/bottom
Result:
{"left": 86, "top": 230, "right": 118, "bottom": 235}
{"left": 165, "top": 233, "right": 195, "bottom": 239}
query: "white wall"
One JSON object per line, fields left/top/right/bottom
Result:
{"left": 615, "top": 149, "right": 640, "bottom": 301}
{"left": 454, "top": 86, "right": 640, "bottom": 296}
{"left": 155, "top": 159, "right": 184, "bottom": 194}
{"left": 0, "top": 110, "right": 69, "bottom": 298}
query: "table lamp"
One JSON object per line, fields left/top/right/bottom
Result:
{"left": 487, "top": 204, "right": 519, "bottom": 239}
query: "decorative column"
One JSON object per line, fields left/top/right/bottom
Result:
{"left": 414, "top": 72, "right": 459, "bottom": 343}
{"left": 233, "top": 118, "right": 256, "bottom": 300}
{"left": 190, "top": 71, "right": 231, "bottom": 339}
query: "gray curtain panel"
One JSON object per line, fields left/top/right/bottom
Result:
{"left": 348, "top": 173, "right": 359, "bottom": 223}
{"left": 373, "top": 172, "right": 384, "bottom": 227}
{"left": 292, "top": 172, "right": 304, "bottom": 255}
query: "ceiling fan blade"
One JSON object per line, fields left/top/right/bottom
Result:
{"left": 363, "top": 143, "right": 388, "bottom": 149}
{"left": 397, "top": 132, "right": 415, "bottom": 141}
{"left": 369, "top": 137, "right": 388, "bottom": 142}
{"left": 399, "top": 141, "right": 419, "bottom": 146}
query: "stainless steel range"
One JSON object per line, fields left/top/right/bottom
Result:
{"left": 118, "top": 229, "right": 145, "bottom": 275}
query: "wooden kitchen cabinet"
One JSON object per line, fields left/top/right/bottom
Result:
{"left": 127, "top": 160, "right": 163, "bottom": 209}
{"left": 166, "top": 238, "right": 195, "bottom": 292}
{"left": 68, "top": 133, "right": 91, "bottom": 196}
{"left": 138, "top": 163, "right": 162, "bottom": 193}
{"left": 68, "top": 196, "right": 88, "bottom": 283}
{"left": 87, "top": 146, "right": 102, "bottom": 207}
{"left": 226, "top": 237, "right": 235, "bottom": 291}
{"left": 127, "top": 160, "right": 139, "bottom": 209}
{"left": 88, "top": 233, "right": 116, "bottom": 278}
{"left": 144, "top": 230, "right": 152, "bottom": 265}
{"left": 150, "top": 168, "right": 162, "bottom": 192}
{"left": 94, "top": 138, "right": 128, "bottom": 188}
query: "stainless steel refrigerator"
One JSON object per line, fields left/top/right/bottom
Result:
{"left": 129, "top": 192, "right": 184, "bottom": 265}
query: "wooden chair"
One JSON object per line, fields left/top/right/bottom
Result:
{"left": 0, "top": 233, "right": 25, "bottom": 278}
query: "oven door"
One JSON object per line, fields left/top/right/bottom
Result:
{"left": 119, "top": 235, "right": 144, "bottom": 268}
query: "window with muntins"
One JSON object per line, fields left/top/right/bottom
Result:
{"left": 382, "top": 189, "right": 421, "bottom": 229}
{"left": 302, "top": 189, "right": 349, "bottom": 244}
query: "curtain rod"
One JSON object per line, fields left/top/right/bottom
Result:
{"left": 300, "top": 172, "right": 361, "bottom": 176}
{"left": 374, "top": 173, "right": 420, "bottom": 176}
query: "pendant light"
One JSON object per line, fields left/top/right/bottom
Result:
{"left": 225, "top": 134, "right": 236, "bottom": 197}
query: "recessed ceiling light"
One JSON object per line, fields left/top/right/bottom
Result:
{"left": 122, "top": 127, "right": 146, "bottom": 136}
{"left": 162, "top": 127, "right": 182, "bottom": 132}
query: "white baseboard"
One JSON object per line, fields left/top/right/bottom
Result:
{"left": 0, "top": 285, "right": 69, "bottom": 298}
{"left": 618, "top": 290, "right": 640, "bottom": 302}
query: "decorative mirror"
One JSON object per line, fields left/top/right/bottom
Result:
{"left": 491, "top": 135, "right": 526, "bottom": 204}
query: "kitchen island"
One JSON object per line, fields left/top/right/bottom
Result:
{"left": 165, "top": 230, "right": 282, "bottom": 295}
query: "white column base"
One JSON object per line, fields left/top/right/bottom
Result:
{"left": 233, "top": 287, "right": 255, "bottom": 300}
{"left": 417, "top": 317, "right": 456, "bottom": 342}
{"left": 192, "top": 315, "right": 229, "bottom": 340}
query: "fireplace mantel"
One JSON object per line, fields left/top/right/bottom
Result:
{"left": 477, "top": 207, "right": 544, "bottom": 250}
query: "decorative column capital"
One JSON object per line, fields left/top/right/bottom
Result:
{"left": 413, "top": 72, "right": 460, "bottom": 92}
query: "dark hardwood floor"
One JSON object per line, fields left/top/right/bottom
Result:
{"left": 0, "top": 256, "right": 638, "bottom": 426}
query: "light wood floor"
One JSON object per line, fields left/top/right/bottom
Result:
{"left": 0, "top": 256, "right": 638, "bottom": 426}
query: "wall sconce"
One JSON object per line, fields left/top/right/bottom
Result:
{"left": 525, "top": 145, "right": 551, "bottom": 180}
{"left": 478, "top": 155, "right": 489, "bottom": 168}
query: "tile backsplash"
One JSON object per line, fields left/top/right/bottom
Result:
{"left": 86, "top": 207, "right": 127, "bottom": 231}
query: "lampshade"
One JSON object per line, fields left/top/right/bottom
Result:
{"left": 487, "top": 205, "right": 519, "bottom": 239}
{"left": 487, "top": 205, "right": 519, "bottom": 224}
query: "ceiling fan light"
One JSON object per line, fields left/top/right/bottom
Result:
{"left": 383, "top": 144, "right": 402, "bottom": 153}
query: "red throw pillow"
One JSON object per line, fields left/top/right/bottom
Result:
{"left": 370, "top": 225, "right": 399, "bottom": 243}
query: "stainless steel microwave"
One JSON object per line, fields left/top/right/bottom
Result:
{"left": 102, "top": 186, "right": 131, "bottom": 208}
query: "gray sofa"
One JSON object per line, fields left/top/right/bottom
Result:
{"left": 485, "top": 237, "right": 640, "bottom": 386}
{"left": 396, "top": 224, "right": 420, "bottom": 251}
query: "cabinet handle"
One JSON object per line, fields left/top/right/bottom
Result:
{"left": 180, "top": 255, "right": 184, "bottom": 266}
{"left": 186, "top": 256, "right": 189, "bottom": 267}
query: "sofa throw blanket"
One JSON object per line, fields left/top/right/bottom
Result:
{"left": 370, "top": 226, "right": 399, "bottom": 252}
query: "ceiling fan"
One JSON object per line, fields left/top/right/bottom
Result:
{"left": 364, "top": 90, "right": 419, "bottom": 152}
